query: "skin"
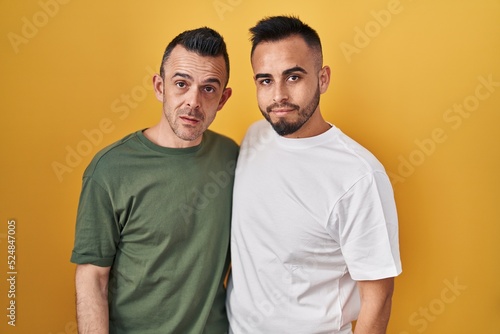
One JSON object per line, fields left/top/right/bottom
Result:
{"left": 75, "top": 45, "right": 232, "bottom": 333}
{"left": 251, "top": 35, "right": 394, "bottom": 333}
{"left": 145, "top": 45, "right": 232, "bottom": 148}
{"left": 355, "top": 278, "right": 395, "bottom": 334}
{"left": 76, "top": 264, "right": 110, "bottom": 334}
{"left": 251, "top": 35, "right": 331, "bottom": 138}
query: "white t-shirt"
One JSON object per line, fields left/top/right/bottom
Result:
{"left": 227, "top": 120, "right": 402, "bottom": 334}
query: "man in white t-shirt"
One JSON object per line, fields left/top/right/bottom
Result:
{"left": 226, "top": 16, "right": 402, "bottom": 334}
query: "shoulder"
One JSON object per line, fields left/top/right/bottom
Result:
{"left": 204, "top": 130, "right": 239, "bottom": 151}
{"left": 241, "top": 120, "right": 275, "bottom": 146}
{"left": 246, "top": 119, "right": 271, "bottom": 136}
{"left": 83, "top": 131, "right": 140, "bottom": 178}
{"left": 333, "top": 127, "right": 386, "bottom": 173}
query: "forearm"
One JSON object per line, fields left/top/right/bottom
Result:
{"left": 75, "top": 264, "right": 110, "bottom": 334}
{"left": 354, "top": 278, "right": 394, "bottom": 334}
{"left": 353, "top": 297, "right": 392, "bottom": 334}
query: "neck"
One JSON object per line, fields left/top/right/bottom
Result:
{"left": 283, "top": 110, "right": 331, "bottom": 139}
{"left": 143, "top": 123, "right": 202, "bottom": 148}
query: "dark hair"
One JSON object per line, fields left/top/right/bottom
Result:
{"left": 249, "top": 16, "right": 322, "bottom": 63}
{"left": 160, "top": 27, "right": 230, "bottom": 86}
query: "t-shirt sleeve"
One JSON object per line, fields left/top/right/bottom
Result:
{"left": 70, "top": 176, "right": 120, "bottom": 267}
{"left": 329, "top": 171, "right": 402, "bottom": 281}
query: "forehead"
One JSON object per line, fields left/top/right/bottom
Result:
{"left": 251, "top": 35, "right": 316, "bottom": 74}
{"left": 164, "top": 45, "right": 227, "bottom": 82}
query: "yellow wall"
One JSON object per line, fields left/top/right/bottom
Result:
{"left": 1, "top": 0, "right": 499, "bottom": 333}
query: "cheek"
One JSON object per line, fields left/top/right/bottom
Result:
{"left": 255, "top": 88, "right": 270, "bottom": 105}
{"left": 165, "top": 92, "right": 186, "bottom": 109}
{"left": 203, "top": 106, "right": 219, "bottom": 125}
{"left": 291, "top": 86, "right": 310, "bottom": 103}
{"left": 202, "top": 95, "right": 223, "bottom": 113}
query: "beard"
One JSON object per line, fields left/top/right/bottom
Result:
{"left": 260, "top": 86, "right": 321, "bottom": 136}
{"left": 164, "top": 107, "right": 207, "bottom": 142}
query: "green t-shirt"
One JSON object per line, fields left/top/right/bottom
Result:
{"left": 71, "top": 130, "right": 238, "bottom": 334}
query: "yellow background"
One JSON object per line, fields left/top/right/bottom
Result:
{"left": 1, "top": 0, "right": 499, "bottom": 333}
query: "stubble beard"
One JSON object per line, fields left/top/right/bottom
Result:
{"left": 165, "top": 107, "right": 207, "bottom": 142}
{"left": 261, "top": 87, "right": 321, "bottom": 136}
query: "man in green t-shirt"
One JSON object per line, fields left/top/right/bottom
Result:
{"left": 71, "top": 27, "right": 238, "bottom": 333}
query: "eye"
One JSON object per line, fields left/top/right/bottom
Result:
{"left": 204, "top": 86, "right": 216, "bottom": 93}
{"left": 288, "top": 75, "right": 299, "bottom": 82}
{"left": 259, "top": 78, "right": 272, "bottom": 86}
{"left": 175, "top": 81, "right": 187, "bottom": 88}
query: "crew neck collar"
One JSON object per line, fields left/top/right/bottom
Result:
{"left": 137, "top": 129, "right": 205, "bottom": 155}
{"left": 273, "top": 123, "right": 339, "bottom": 149}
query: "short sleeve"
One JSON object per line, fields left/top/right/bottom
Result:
{"left": 70, "top": 176, "right": 120, "bottom": 267}
{"left": 329, "top": 171, "right": 402, "bottom": 280}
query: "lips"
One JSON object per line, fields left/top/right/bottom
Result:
{"left": 266, "top": 103, "right": 299, "bottom": 116}
{"left": 271, "top": 108, "right": 294, "bottom": 114}
{"left": 178, "top": 109, "right": 204, "bottom": 125}
{"left": 179, "top": 115, "right": 201, "bottom": 125}
{"left": 270, "top": 108, "right": 297, "bottom": 118}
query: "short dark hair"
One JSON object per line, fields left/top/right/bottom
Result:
{"left": 249, "top": 16, "right": 322, "bottom": 64}
{"left": 160, "top": 27, "right": 230, "bottom": 86}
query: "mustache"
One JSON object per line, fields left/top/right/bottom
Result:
{"left": 266, "top": 102, "right": 300, "bottom": 113}
{"left": 178, "top": 108, "right": 204, "bottom": 120}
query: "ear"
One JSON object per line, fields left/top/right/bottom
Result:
{"left": 153, "top": 74, "right": 164, "bottom": 102}
{"left": 319, "top": 66, "right": 331, "bottom": 94}
{"left": 216, "top": 87, "right": 233, "bottom": 111}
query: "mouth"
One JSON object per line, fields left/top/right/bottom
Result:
{"left": 179, "top": 115, "right": 201, "bottom": 125}
{"left": 267, "top": 102, "right": 299, "bottom": 117}
{"left": 270, "top": 108, "right": 295, "bottom": 117}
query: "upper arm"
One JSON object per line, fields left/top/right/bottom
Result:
{"left": 357, "top": 277, "right": 394, "bottom": 304}
{"left": 71, "top": 176, "right": 120, "bottom": 267}
{"left": 332, "top": 172, "right": 401, "bottom": 280}
{"left": 354, "top": 277, "right": 395, "bottom": 333}
{"left": 75, "top": 264, "right": 111, "bottom": 294}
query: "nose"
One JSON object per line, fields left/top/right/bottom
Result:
{"left": 273, "top": 82, "right": 289, "bottom": 103}
{"left": 186, "top": 88, "right": 201, "bottom": 109}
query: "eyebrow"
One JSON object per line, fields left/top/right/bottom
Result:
{"left": 283, "top": 66, "right": 308, "bottom": 76}
{"left": 172, "top": 72, "right": 222, "bottom": 87}
{"left": 255, "top": 66, "right": 308, "bottom": 80}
